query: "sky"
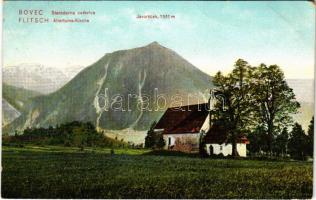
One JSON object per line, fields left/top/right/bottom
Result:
{"left": 3, "top": 1, "right": 315, "bottom": 79}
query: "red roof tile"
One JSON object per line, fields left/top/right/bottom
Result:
{"left": 155, "top": 103, "right": 209, "bottom": 134}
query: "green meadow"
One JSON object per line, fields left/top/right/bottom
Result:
{"left": 2, "top": 145, "right": 313, "bottom": 199}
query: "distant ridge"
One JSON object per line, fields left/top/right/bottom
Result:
{"left": 3, "top": 64, "right": 85, "bottom": 94}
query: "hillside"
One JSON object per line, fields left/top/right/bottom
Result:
{"left": 2, "top": 100, "right": 20, "bottom": 127}
{"left": 4, "top": 42, "right": 213, "bottom": 136}
{"left": 2, "top": 84, "right": 41, "bottom": 126}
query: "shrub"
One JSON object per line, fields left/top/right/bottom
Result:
{"left": 145, "top": 121, "right": 165, "bottom": 149}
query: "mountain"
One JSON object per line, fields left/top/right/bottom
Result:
{"left": 3, "top": 64, "right": 85, "bottom": 94}
{"left": 4, "top": 42, "right": 213, "bottom": 138}
{"left": 2, "top": 83, "right": 41, "bottom": 126}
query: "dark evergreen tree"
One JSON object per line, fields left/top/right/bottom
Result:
{"left": 145, "top": 121, "right": 165, "bottom": 149}
{"left": 307, "top": 116, "right": 314, "bottom": 156}
{"left": 288, "top": 123, "right": 309, "bottom": 160}
{"left": 145, "top": 121, "right": 156, "bottom": 148}
{"left": 273, "top": 128, "right": 289, "bottom": 157}
{"left": 199, "top": 130, "right": 208, "bottom": 158}
{"left": 156, "top": 134, "right": 166, "bottom": 149}
{"left": 248, "top": 128, "right": 265, "bottom": 155}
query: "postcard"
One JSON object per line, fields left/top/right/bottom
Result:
{"left": 2, "top": 1, "right": 314, "bottom": 199}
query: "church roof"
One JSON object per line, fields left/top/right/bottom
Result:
{"left": 155, "top": 103, "right": 209, "bottom": 134}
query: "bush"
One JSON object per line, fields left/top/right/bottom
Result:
{"left": 145, "top": 121, "right": 165, "bottom": 149}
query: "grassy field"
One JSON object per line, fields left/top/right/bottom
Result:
{"left": 2, "top": 145, "right": 313, "bottom": 199}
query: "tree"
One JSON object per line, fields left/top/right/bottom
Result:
{"left": 212, "top": 59, "right": 254, "bottom": 157}
{"left": 73, "top": 127, "right": 88, "bottom": 151}
{"left": 251, "top": 64, "right": 299, "bottom": 154}
{"left": 145, "top": 121, "right": 156, "bottom": 148}
{"left": 212, "top": 59, "right": 299, "bottom": 157}
{"left": 156, "top": 134, "right": 166, "bottom": 149}
{"left": 273, "top": 128, "right": 289, "bottom": 157}
{"left": 248, "top": 125, "right": 269, "bottom": 155}
{"left": 144, "top": 121, "right": 165, "bottom": 149}
{"left": 288, "top": 123, "right": 309, "bottom": 160}
{"left": 199, "top": 131, "right": 208, "bottom": 157}
{"left": 307, "top": 116, "right": 314, "bottom": 156}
